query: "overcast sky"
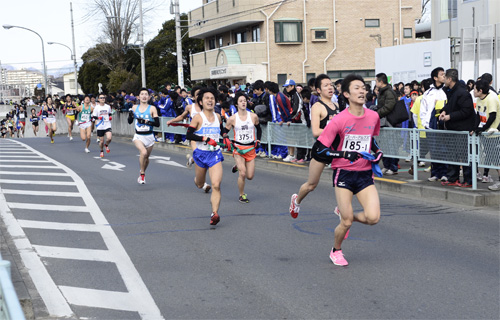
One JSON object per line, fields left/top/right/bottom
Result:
{"left": 0, "top": 0, "right": 201, "bottom": 76}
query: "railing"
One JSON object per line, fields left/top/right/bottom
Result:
{"left": 0, "top": 254, "right": 26, "bottom": 320}
{"left": 23, "top": 112, "right": 500, "bottom": 190}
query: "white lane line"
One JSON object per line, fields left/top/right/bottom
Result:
{"left": 0, "top": 159, "right": 50, "bottom": 162}
{"left": 0, "top": 155, "right": 44, "bottom": 158}
{"left": 18, "top": 220, "right": 101, "bottom": 232}
{"left": 33, "top": 245, "right": 114, "bottom": 262}
{"left": 0, "top": 190, "right": 74, "bottom": 317}
{"left": 59, "top": 287, "right": 139, "bottom": 312}
{"left": 5, "top": 140, "right": 164, "bottom": 319}
{"left": 0, "top": 148, "right": 29, "bottom": 150}
{"left": 0, "top": 165, "right": 59, "bottom": 168}
{"left": 7, "top": 202, "right": 89, "bottom": 212}
{"left": 0, "top": 152, "right": 34, "bottom": 154}
{"left": 0, "top": 171, "right": 70, "bottom": 176}
{"left": 1, "top": 189, "right": 80, "bottom": 197}
{"left": 0, "top": 179, "right": 76, "bottom": 185}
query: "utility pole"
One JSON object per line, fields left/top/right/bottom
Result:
{"left": 139, "top": 0, "right": 146, "bottom": 88}
{"left": 70, "top": 2, "right": 78, "bottom": 96}
{"left": 173, "top": 0, "right": 184, "bottom": 88}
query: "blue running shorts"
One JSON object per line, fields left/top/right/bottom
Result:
{"left": 332, "top": 169, "right": 374, "bottom": 194}
{"left": 193, "top": 148, "right": 224, "bottom": 169}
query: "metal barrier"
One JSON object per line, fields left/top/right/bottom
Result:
{"left": 0, "top": 254, "right": 26, "bottom": 320}
{"left": 26, "top": 112, "right": 500, "bottom": 190}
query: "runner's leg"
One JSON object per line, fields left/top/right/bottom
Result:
{"left": 296, "top": 159, "right": 324, "bottom": 204}
{"left": 133, "top": 139, "right": 148, "bottom": 174}
{"left": 333, "top": 187, "right": 354, "bottom": 250}
{"left": 351, "top": 185, "right": 380, "bottom": 225}
{"left": 208, "top": 162, "right": 223, "bottom": 213}
{"left": 234, "top": 153, "right": 247, "bottom": 196}
{"left": 85, "top": 127, "right": 91, "bottom": 149}
{"left": 194, "top": 165, "right": 207, "bottom": 189}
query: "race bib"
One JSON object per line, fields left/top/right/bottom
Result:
{"left": 135, "top": 119, "right": 150, "bottom": 132}
{"left": 342, "top": 134, "right": 370, "bottom": 152}
{"left": 237, "top": 130, "right": 253, "bottom": 143}
{"left": 19, "top": 114, "right": 25, "bottom": 119}
{"left": 81, "top": 113, "right": 90, "bottom": 122}
{"left": 99, "top": 110, "right": 109, "bottom": 121}
{"left": 67, "top": 109, "right": 74, "bottom": 115}
{"left": 48, "top": 114, "right": 55, "bottom": 119}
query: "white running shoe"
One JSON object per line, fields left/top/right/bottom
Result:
{"left": 440, "top": 176, "right": 448, "bottom": 182}
{"left": 424, "top": 166, "right": 431, "bottom": 172}
{"left": 488, "top": 181, "right": 500, "bottom": 191}
{"left": 428, "top": 176, "right": 438, "bottom": 182}
{"left": 186, "top": 154, "right": 194, "bottom": 168}
{"left": 69, "top": 136, "right": 73, "bottom": 141}
{"left": 418, "top": 162, "right": 426, "bottom": 167}
{"left": 137, "top": 175, "right": 145, "bottom": 184}
{"left": 84, "top": 148, "right": 90, "bottom": 153}
{"left": 482, "top": 175, "right": 494, "bottom": 183}
{"left": 385, "top": 169, "right": 397, "bottom": 175}
{"left": 96, "top": 138, "right": 100, "bottom": 144}
{"left": 283, "top": 155, "right": 294, "bottom": 162}
{"left": 381, "top": 168, "right": 388, "bottom": 174}
{"left": 202, "top": 182, "right": 211, "bottom": 193}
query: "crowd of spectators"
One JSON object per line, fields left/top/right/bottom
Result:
{"left": 2, "top": 73, "right": 499, "bottom": 191}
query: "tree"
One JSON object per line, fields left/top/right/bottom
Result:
{"left": 144, "top": 14, "right": 203, "bottom": 90}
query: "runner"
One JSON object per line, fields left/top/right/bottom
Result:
{"left": 77, "top": 95, "right": 94, "bottom": 153}
{"left": 29, "top": 108, "right": 39, "bottom": 136}
{"left": 128, "top": 88, "right": 160, "bottom": 184}
{"left": 92, "top": 94, "right": 113, "bottom": 158}
{"left": 185, "top": 87, "right": 224, "bottom": 225}
{"left": 63, "top": 94, "right": 77, "bottom": 141}
{"left": 90, "top": 95, "right": 99, "bottom": 143}
{"left": 223, "top": 91, "right": 261, "bottom": 203}
{"left": 166, "top": 86, "right": 212, "bottom": 192}
{"left": 44, "top": 97, "right": 57, "bottom": 143}
{"left": 290, "top": 74, "right": 341, "bottom": 218}
{"left": 5, "top": 115, "right": 14, "bottom": 138}
{"left": 312, "top": 74, "right": 383, "bottom": 266}
{"left": 16, "top": 106, "right": 27, "bottom": 138}
{"left": 0, "top": 120, "right": 7, "bottom": 138}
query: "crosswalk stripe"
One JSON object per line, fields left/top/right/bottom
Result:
{"left": 0, "top": 171, "right": 69, "bottom": 176}
{"left": 0, "top": 159, "right": 50, "bottom": 162}
{"left": 0, "top": 179, "right": 76, "bottom": 185}
{"left": 33, "top": 245, "right": 114, "bottom": 262}
{"left": 0, "top": 165, "right": 59, "bottom": 168}
{"left": 0, "top": 155, "right": 44, "bottom": 158}
{"left": 7, "top": 202, "right": 89, "bottom": 212}
{"left": 59, "top": 287, "right": 139, "bottom": 312}
{"left": 18, "top": 220, "right": 101, "bottom": 232}
{"left": 1, "top": 189, "right": 80, "bottom": 197}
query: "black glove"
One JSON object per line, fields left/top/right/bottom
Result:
{"left": 137, "top": 118, "right": 146, "bottom": 124}
{"left": 342, "top": 151, "right": 361, "bottom": 162}
{"left": 475, "top": 127, "right": 485, "bottom": 135}
{"left": 372, "top": 151, "right": 383, "bottom": 164}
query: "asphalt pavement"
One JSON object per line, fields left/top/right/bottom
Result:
{"left": 0, "top": 136, "right": 499, "bottom": 319}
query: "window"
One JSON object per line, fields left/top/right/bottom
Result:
{"left": 275, "top": 21, "right": 303, "bottom": 43}
{"left": 235, "top": 31, "right": 247, "bottom": 44}
{"left": 277, "top": 74, "right": 288, "bottom": 86}
{"left": 403, "top": 28, "right": 412, "bottom": 38}
{"left": 365, "top": 19, "right": 380, "bottom": 28}
{"left": 218, "top": 36, "right": 223, "bottom": 47}
{"left": 327, "top": 70, "right": 375, "bottom": 78}
{"left": 208, "top": 38, "right": 216, "bottom": 50}
{"left": 315, "top": 30, "right": 326, "bottom": 39}
{"left": 440, "top": 0, "right": 457, "bottom": 21}
{"left": 307, "top": 73, "right": 316, "bottom": 82}
{"left": 252, "top": 26, "right": 261, "bottom": 42}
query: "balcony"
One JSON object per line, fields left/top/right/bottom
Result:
{"left": 189, "top": 0, "right": 265, "bottom": 39}
{"left": 190, "top": 42, "right": 267, "bottom": 81}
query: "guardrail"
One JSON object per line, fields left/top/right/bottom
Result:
{"left": 17, "top": 112, "right": 500, "bottom": 190}
{"left": 0, "top": 254, "right": 26, "bottom": 320}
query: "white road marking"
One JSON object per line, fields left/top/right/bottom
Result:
{"left": 7, "top": 203, "right": 89, "bottom": 212}
{"left": 0, "top": 151, "right": 34, "bottom": 154}
{"left": 0, "top": 155, "right": 44, "bottom": 158}
{"left": 0, "top": 165, "right": 58, "bottom": 168}
{"left": 0, "top": 171, "right": 70, "bottom": 176}
{"left": 59, "top": 287, "right": 141, "bottom": 312}
{"left": 18, "top": 220, "right": 100, "bottom": 232}
{"left": 0, "top": 159, "right": 50, "bottom": 162}
{"left": 0, "top": 191, "right": 74, "bottom": 317}
{"left": 0, "top": 140, "right": 164, "bottom": 319}
{"left": 155, "top": 159, "right": 185, "bottom": 168}
{"left": 102, "top": 161, "right": 125, "bottom": 171}
{"left": 0, "top": 179, "right": 76, "bottom": 185}
{"left": 33, "top": 245, "right": 114, "bottom": 262}
{"left": 1, "top": 189, "right": 80, "bottom": 197}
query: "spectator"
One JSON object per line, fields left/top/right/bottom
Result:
{"left": 439, "top": 68, "right": 475, "bottom": 187}
{"left": 267, "top": 82, "right": 289, "bottom": 159}
{"left": 473, "top": 79, "right": 500, "bottom": 186}
{"left": 420, "top": 67, "right": 449, "bottom": 182}
{"left": 375, "top": 72, "right": 399, "bottom": 175}
{"left": 282, "top": 79, "right": 304, "bottom": 162}
{"left": 308, "top": 77, "right": 319, "bottom": 106}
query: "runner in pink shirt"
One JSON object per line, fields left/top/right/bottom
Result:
{"left": 315, "top": 74, "right": 383, "bottom": 266}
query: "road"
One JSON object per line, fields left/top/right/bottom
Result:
{"left": 1, "top": 136, "right": 499, "bottom": 319}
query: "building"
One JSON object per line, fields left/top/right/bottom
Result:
{"left": 431, "top": 0, "right": 500, "bottom": 86}
{"left": 188, "top": 0, "right": 422, "bottom": 86}
{"left": 63, "top": 72, "right": 83, "bottom": 95}
{"left": 2, "top": 68, "right": 45, "bottom": 96}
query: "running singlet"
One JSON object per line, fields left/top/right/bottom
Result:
{"left": 65, "top": 103, "right": 76, "bottom": 116}
{"left": 47, "top": 107, "right": 56, "bottom": 120}
{"left": 195, "top": 112, "right": 220, "bottom": 151}
{"left": 233, "top": 113, "right": 255, "bottom": 145}
{"left": 79, "top": 104, "right": 92, "bottom": 123}
{"left": 31, "top": 114, "right": 39, "bottom": 124}
{"left": 317, "top": 100, "right": 339, "bottom": 129}
{"left": 134, "top": 105, "right": 153, "bottom": 135}
{"left": 190, "top": 104, "right": 200, "bottom": 120}
{"left": 317, "top": 108, "right": 380, "bottom": 171}
{"left": 18, "top": 112, "right": 26, "bottom": 122}
{"left": 92, "top": 104, "right": 112, "bottom": 130}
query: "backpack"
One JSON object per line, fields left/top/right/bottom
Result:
{"left": 275, "top": 92, "right": 293, "bottom": 122}
{"left": 254, "top": 104, "right": 271, "bottom": 124}
{"left": 173, "top": 97, "right": 185, "bottom": 116}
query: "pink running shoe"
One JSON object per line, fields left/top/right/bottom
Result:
{"left": 334, "top": 207, "right": 350, "bottom": 239}
{"left": 289, "top": 194, "right": 300, "bottom": 219}
{"left": 329, "top": 248, "right": 348, "bottom": 266}
{"left": 210, "top": 212, "right": 220, "bottom": 225}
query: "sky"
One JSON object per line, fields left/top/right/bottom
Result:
{"left": 0, "top": 0, "right": 201, "bottom": 76}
